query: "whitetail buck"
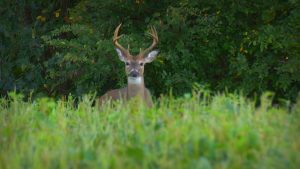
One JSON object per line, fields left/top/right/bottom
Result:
{"left": 98, "top": 24, "right": 159, "bottom": 107}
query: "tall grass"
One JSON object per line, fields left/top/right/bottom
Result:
{"left": 0, "top": 91, "right": 299, "bottom": 169}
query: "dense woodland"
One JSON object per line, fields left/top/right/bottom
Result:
{"left": 1, "top": 0, "right": 299, "bottom": 101}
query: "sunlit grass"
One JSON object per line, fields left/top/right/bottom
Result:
{"left": 0, "top": 91, "right": 299, "bottom": 169}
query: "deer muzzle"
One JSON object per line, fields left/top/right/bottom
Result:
{"left": 129, "top": 70, "right": 139, "bottom": 77}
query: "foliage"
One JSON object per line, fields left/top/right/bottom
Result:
{"left": 0, "top": 0, "right": 299, "bottom": 101}
{"left": 0, "top": 0, "right": 77, "bottom": 97}
{"left": 0, "top": 91, "right": 299, "bottom": 169}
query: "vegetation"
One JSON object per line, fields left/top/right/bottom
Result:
{"left": 1, "top": 0, "right": 299, "bottom": 101}
{"left": 0, "top": 91, "right": 299, "bottom": 169}
{"left": 1, "top": 1, "right": 299, "bottom": 168}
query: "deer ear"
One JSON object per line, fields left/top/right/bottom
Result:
{"left": 144, "top": 50, "right": 159, "bottom": 63}
{"left": 116, "top": 48, "right": 126, "bottom": 62}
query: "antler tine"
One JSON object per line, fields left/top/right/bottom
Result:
{"left": 148, "top": 26, "right": 159, "bottom": 43}
{"left": 150, "top": 26, "right": 158, "bottom": 41}
{"left": 139, "top": 26, "right": 159, "bottom": 57}
{"left": 113, "top": 23, "right": 129, "bottom": 55}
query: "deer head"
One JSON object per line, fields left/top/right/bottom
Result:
{"left": 113, "top": 24, "right": 159, "bottom": 79}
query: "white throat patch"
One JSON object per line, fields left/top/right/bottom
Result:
{"left": 128, "top": 77, "right": 142, "bottom": 85}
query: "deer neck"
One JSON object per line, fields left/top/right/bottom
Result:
{"left": 127, "top": 77, "right": 145, "bottom": 99}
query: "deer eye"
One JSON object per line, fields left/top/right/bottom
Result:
{"left": 126, "top": 62, "right": 130, "bottom": 66}
{"left": 139, "top": 62, "right": 144, "bottom": 66}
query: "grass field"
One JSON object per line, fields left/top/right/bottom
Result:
{"left": 0, "top": 91, "right": 299, "bottom": 169}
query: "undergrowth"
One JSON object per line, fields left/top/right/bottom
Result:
{"left": 0, "top": 91, "right": 299, "bottom": 169}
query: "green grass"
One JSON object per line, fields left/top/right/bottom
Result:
{"left": 0, "top": 91, "right": 299, "bottom": 169}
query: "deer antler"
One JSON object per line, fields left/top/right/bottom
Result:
{"left": 139, "top": 26, "right": 159, "bottom": 57}
{"left": 113, "top": 23, "right": 130, "bottom": 56}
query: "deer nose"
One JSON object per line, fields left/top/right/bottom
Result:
{"left": 129, "top": 70, "right": 139, "bottom": 77}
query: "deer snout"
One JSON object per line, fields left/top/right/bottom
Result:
{"left": 129, "top": 70, "right": 139, "bottom": 77}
